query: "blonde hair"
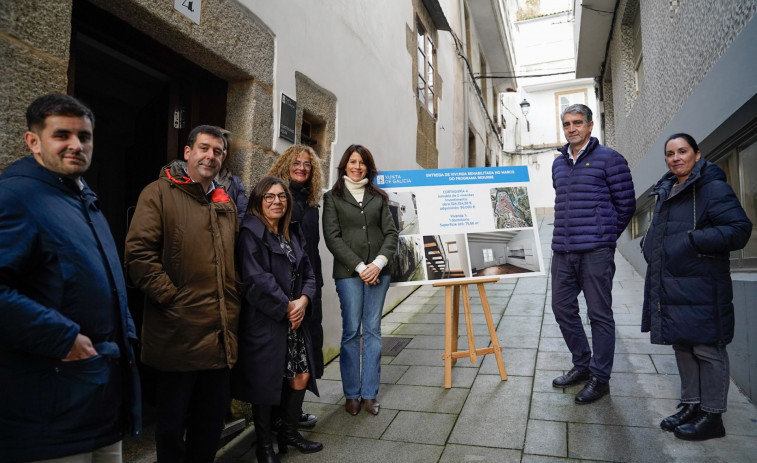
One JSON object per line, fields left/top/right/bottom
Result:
{"left": 267, "top": 144, "right": 324, "bottom": 207}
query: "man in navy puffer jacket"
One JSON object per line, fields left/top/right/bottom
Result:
{"left": 550, "top": 104, "right": 635, "bottom": 404}
{"left": 0, "top": 94, "right": 141, "bottom": 462}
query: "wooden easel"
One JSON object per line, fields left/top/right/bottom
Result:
{"left": 433, "top": 277, "right": 507, "bottom": 389}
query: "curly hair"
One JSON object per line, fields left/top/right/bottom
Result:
{"left": 266, "top": 144, "right": 324, "bottom": 207}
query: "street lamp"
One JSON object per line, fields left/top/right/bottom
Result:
{"left": 520, "top": 99, "right": 531, "bottom": 132}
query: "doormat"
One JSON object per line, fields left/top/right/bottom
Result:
{"left": 381, "top": 337, "right": 412, "bottom": 356}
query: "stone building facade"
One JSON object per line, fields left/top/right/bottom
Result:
{"left": 1, "top": 0, "right": 518, "bottom": 367}
{"left": 576, "top": 0, "right": 757, "bottom": 401}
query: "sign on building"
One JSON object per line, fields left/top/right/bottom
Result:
{"left": 174, "top": 0, "right": 202, "bottom": 25}
{"left": 279, "top": 93, "right": 296, "bottom": 143}
{"left": 376, "top": 166, "right": 544, "bottom": 286}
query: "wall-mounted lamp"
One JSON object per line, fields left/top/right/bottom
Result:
{"left": 519, "top": 99, "right": 531, "bottom": 132}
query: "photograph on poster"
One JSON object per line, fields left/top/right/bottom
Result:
{"left": 388, "top": 191, "right": 419, "bottom": 235}
{"left": 490, "top": 187, "right": 532, "bottom": 229}
{"left": 467, "top": 230, "right": 539, "bottom": 277}
{"left": 423, "top": 234, "right": 471, "bottom": 280}
{"left": 391, "top": 235, "right": 426, "bottom": 282}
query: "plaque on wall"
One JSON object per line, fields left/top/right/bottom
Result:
{"left": 279, "top": 93, "right": 296, "bottom": 143}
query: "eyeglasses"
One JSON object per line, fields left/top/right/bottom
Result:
{"left": 263, "top": 193, "right": 288, "bottom": 203}
{"left": 292, "top": 161, "right": 312, "bottom": 169}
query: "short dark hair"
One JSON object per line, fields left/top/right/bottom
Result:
{"left": 561, "top": 104, "right": 592, "bottom": 124}
{"left": 249, "top": 176, "right": 294, "bottom": 241}
{"left": 665, "top": 133, "right": 700, "bottom": 154}
{"left": 187, "top": 125, "right": 224, "bottom": 149}
{"left": 26, "top": 94, "right": 95, "bottom": 131}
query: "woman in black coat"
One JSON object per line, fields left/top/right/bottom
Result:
{"left": 641, "top": 133, "right": 752, "bottom": 441}
{"left": 267, "top": 145, "right": 325, "bottom": 427}
{"left": 233, "top": 176, "right": 322, "bottom": 462}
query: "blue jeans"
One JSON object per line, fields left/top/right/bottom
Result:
{"left": 335, "top": 275, "right": 391, "bottom": 400}
{"left": 551, "top": 248, "right": 616, "bottom": 382}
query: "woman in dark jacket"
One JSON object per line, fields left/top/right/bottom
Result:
{"left": 233, "top": 176, "right": 323, "bottom": 462}
{"left": 641, "top": 133, "right": 752, "bottom": 441}
{"left": 267, "top": 145, "right": 325, "bottom": 427}
{"left": 322, "top": 145, "right": 398, "bottom": 416}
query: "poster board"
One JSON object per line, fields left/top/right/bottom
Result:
{"left": 376, "top": 166, "right": 545, "bottom": 287}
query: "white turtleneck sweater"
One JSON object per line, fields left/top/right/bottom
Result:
{"left": 343, "top": 176, "right": 389, "bottom": 274}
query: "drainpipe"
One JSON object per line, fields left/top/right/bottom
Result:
{"left": 459, "top": 0, "right": 469, "bottom": 168}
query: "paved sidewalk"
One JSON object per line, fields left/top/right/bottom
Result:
{"left": 213, "top": 216, "right": 757, "bottom": 462}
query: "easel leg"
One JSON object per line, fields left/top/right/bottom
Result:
{"left": 444, "top": 286, "right": 453, "bottom": 389}
{"left": 451, "top": 285, "right": 460, "bottom": 363}
{"left": 461, "top": 285, "right": 477, "bottom": 363}
{"left": 478, "top": 283, "right": 507, "bottom": 381}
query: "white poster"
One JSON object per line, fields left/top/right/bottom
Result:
{"left": 376, "top": 166, "right": 544, "bottom": 286}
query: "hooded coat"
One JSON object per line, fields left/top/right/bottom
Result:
{"left": 125, "top": 160, "right": 240, "bottom": 371}
{"left": 641, "top": 159, "right": 752, "bottom": 345}
{"left": 0, "top": 156, "right": 141, "bottom": 462}
{"left": 232, "top": 215, "right": 318, "bottom": 404}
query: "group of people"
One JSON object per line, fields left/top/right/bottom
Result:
{"left": 550, "top": 104, "right": 751, "bottom": 442}
{"left": 0, "top": 94, "right": 398, "bottom": 463}
{"left": 0, "top": 94, "right": 751, "bottom": 463}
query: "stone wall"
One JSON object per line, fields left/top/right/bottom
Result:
{"left": 604, "top": 0, "right": 756, "bottom": 167}
{"left": 0, "top": 0, "right": 277, "bottom": 195}
{"left": 0, "top": 0, "right": 74, "bottom": 168}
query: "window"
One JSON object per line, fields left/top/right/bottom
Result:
{"left": 632, "top": 8, "right": 644, "bottom": 93}
{"left": 631, "top": 195, "right": 654, "bottom": 240}
{"left": 417, "top": 20, "right": 435, "bottom": 115}
{"left": 714, "top": 133, "right": 757, "bottom": 269}
{"left": 483, "top": 248, "right": 494, "bottom": 262}
{"left": 554, "top": 89, "right": 588, "bottom": 142}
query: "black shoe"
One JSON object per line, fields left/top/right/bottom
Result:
{"left": 552, "top": 367, "right": 591, "bottom": 388}
{"left": 299, "top": 412, "right": 318, "bottom": 428}
{"left": 255, "top": 442, "right": 280, "bottom": 463}
{"left": 660, "top": 403, "right": 700, "bottom": 431}
{"left": 575, "top": 376, "right": 609, "bottom": 404}
{"left": 674, "top": 411, "right": 726, "bottom": 441}
{"left": 278, "top": 388, "right": 323, "bottom": 454}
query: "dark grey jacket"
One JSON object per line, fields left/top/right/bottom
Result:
{"left": 322, "top": 188, "right": 398, "bottom": 280}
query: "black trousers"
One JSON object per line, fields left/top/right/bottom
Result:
{"left": 154, "top": 368, "right": 230, "bottom": 463}
{"left": 551, "top": 248, "right": 616, "bottom": 382}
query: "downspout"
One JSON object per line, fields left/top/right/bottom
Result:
{"left": 459, "top": 0, "right": 469, "bottom": 168}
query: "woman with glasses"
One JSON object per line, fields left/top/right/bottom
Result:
{"left": 322, "top": 144, "right": 398, "bottom": 416}
{"left": 232, "top": 176, "right": 322, "bottom": 462}
{"left": 267, "top": 146, "right": 325, "bottom": 428}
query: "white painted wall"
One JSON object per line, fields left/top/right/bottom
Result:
{"left": 238, "top": 0, "right": 512, "bottom": 365}
{"left": 499, "top": 3, "right": 601, "bottom": 211}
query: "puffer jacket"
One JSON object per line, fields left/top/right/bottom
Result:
{"left": 125, "top": 160, "right": 240, "bottom": 371}
{"left": 0, "top": 156, "right": 141, "bottom": 462}
{"left": 641, "top": 159, "right": 752, "bottom": 345}
{"left": 552, "top": 137, "right": 636, "bottom": 252}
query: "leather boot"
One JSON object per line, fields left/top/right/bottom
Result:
{"left": 660, "top": 403, "right": 699, "bottom": 431}
{"left": 251, "top": 405, "right": 280, "bottom": 463}
{"left": 674, "top": 411, "right": 726, "bottom": 441}
{"left": 277, "top": 387, "right": 324, "bottom": 454}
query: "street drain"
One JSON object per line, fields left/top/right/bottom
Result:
{"left": 381, "top": 337, "right": 412, "bottom": 356}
